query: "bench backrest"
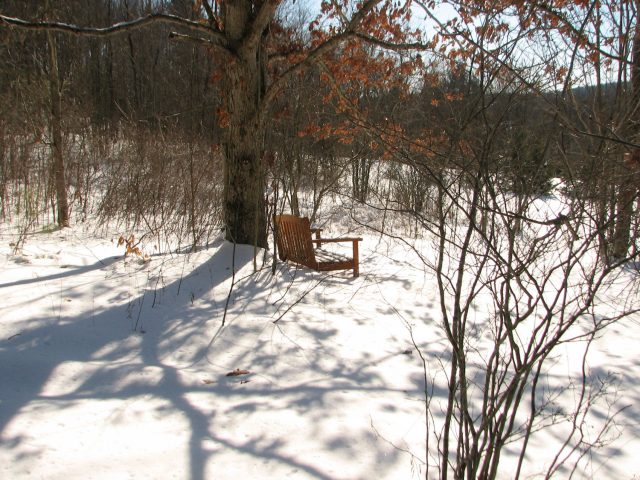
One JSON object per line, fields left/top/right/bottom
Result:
{"left": 274, "top": 214, "right": 317, "bottom": 269}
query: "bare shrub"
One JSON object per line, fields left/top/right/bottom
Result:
{"left": 97, "top": 123, "right": 224, "bottom": 252}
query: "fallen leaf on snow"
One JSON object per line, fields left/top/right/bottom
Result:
{"left": 226, "top": 369, "right": 250, "bottom": 377}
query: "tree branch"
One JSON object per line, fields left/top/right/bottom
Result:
{"left": 169, "top": 31, "right": 235, "bottom": 59}
{"left": 353, "top": 32, "right": 430, "bottom": 51}
{"left": 260, "top": 0, "right": 395, "bottom": 116}
{"left": 0, "top": 12, "right": 228, "bottom": 48}
{"left": 242, "top": 0, "right": 281, "bottom": 52}
{"left": 201, "top": 0, "right": 217, "bottom": 28}
{"left": 533, "top": 1, "right": 631, "bottom": 65}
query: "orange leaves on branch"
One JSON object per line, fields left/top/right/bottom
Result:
{"left": 555, "top": 66, "right": 568, "bottom": 82}
{"left": 407, "top": 132, "right": 447, "bottom": 158}
{"left": 297, "top": 122, "right": 357, "bottom": 145}
{"left": 398, "top": 61, "right": 415, "bottom": 76}
{"left": 268, "top": 0, "right": 436, "bottom": 162}
{"left": 543, "top": 63, "right": 568, "bottom": 83}
{"left": 474, "top": 22, "right": 510, "bottom": 42}
{"left": 573, "top": 0, "right": 590, "bottom": 7}
{"left": 318, "top": 38, "right": 420, "bottom": 108}
{"left": 586, "top": 50, "right": 600, "bottom": 64}
{"left": 444, "top": 92, "right": 463, "bottom": 102}
{"left": 297, "top": 124, "right": 322, "bottom": 138}
{"left": 320, "top": 0, "right": 333, "bottom": 15}
{"left": 358, "top": 0, "right": 419, "bottom": 43}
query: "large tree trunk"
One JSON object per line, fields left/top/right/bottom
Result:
{"left": 221, "top": 0, "right": 267, "bottom": 247}
{"left": 47, "top": 30, "right": 70, "bottom": 228}
{"left": 223, "top": 93, "right": 267, "bottom": 247}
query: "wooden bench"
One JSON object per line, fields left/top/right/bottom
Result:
{"left": 274, "top": 214, "right": 362, "bottom": 277}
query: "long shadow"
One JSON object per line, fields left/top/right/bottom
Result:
{"left": 0, "top": 241, "right": 252, "bottom": 478}
{"left": 1, "top": 240, "right": 438, "bottom": 480}
{"left": 0, "top": 255, "right": 122, "bottom": 289}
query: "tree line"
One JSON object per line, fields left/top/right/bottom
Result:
{"left": 1, "top": 0, "right": 638, "bottom": 257}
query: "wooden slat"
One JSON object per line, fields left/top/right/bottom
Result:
{"left": 274, "top": 214, "right": 362, "bottom": 277}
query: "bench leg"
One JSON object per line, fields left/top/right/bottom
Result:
{"left": 352, "top": 240, "right": 359, "bottom": 278}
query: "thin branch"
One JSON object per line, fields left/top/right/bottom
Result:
{"left": 272, "top": 272, "right": 337, "bottom": 324}
{"left": 201, "top": 0, "right": 217, "bottom": 27}
{"left": 261, "top": 30, "right": 354, "bottom": 114}
{"left": 534, "top": 1, "right": 632, "bottom": 65}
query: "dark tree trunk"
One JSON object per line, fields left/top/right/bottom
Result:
{"left": 47, "top": 30, "right": 69, "bottom": 228}
{"left": 223, "top": 119, "right": 267, "bottom": 247}
{"left": 221, "top": 0, "right": 268, "bottom": 247}
{"left": 613, "top": 152, "right": 638, "bottom": 258}
{"left": 612, "top": 4, "right": 640, "bottom": 259}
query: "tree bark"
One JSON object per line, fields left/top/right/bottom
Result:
{"left": 612, "top": 3, "right": 640, "bottom": 259}
{"left": 223, "top": 73, "right": 267, "bottom": 247}
{"left": 221, "top": 0, "right": 268, "bottom": 247}
{"left": 47, "top": 30, "right": 70, "bottom": 228}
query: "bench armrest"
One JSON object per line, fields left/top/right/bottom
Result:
{"left": 311, "top": 237, "right": 362, "bottom": 244}
{"left": 311, "top": 237, "right": 361, "bottom": 277}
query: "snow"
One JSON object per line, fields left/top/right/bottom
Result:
{"left": 1, "top": 216, "right": 639, "bottom": 479}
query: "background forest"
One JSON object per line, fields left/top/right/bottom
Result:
{"left": 2, "top": 0, "right": 637, "bottom": 256}
{"left": 2, "top": 1, "right": 640, "bottom": 479}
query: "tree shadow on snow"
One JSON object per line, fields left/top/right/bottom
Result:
{"left": 0, "top": 240, "right": 439, "bottom": 480}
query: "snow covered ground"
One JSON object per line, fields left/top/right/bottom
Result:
{"left": 1, "top": 217, "right": 639, "bottom": 479}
